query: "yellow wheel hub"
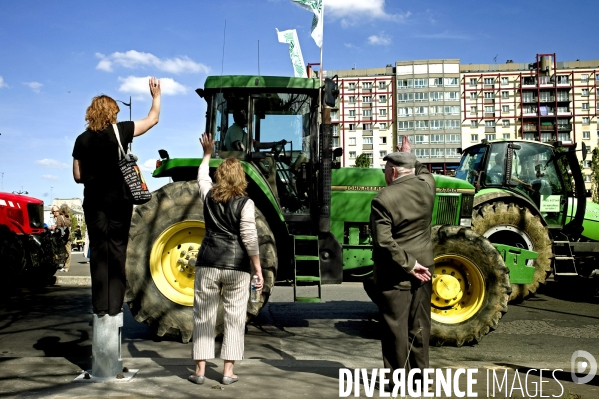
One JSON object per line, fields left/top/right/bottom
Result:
{"left": 431, "top": 255, "right": 485, "bottom": 324}
{"left": 150, "top": 221, "right": 205, "bottom": 306}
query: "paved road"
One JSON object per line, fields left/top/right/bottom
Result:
{"left": 1, "top": 251, "right": 598, "bottom": 398}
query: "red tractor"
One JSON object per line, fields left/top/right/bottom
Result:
{"left": 0, "top": 192, "right": 65, "bottom": 286}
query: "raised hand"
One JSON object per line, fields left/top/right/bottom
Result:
{"left": 396, "top": 135, "right": 412, "bottom": 153}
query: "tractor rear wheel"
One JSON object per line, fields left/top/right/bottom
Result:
{"left": 0, "top": 225, "right": 26, "bottom": 285}
{"left": 125, "top": 181, "right": 277, "bottom": 343}
{"left": 471, "top": 201, "right": 552, "bottom": 301}
{"left": 430, "top": 225, "right": 511, "bottom": 347}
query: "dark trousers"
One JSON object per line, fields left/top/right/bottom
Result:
{"left": 380, "top": 281, "right": 432, "bottom": 377}
{"left": 83, "top": 200, "right": 133, "bottom": 315}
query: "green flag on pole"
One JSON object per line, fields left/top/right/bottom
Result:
{"left": 290, "top": 0, "right": 323, "bottom": 48}
{"left": 276, "top": 29, "right": 308, "bottom": 78}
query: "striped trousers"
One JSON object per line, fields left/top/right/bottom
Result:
{"left": 192, "top": 266, "right": 250, "bottom": 361}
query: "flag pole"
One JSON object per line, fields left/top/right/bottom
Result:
{"left": 319, "top": 2, "right": 324, "bottom": 85}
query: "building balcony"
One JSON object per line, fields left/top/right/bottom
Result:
{"left": 522, "top": 124, "right": 537, "bottom": 132}
{"left": 484, "top": 127, "right": 496, "bottom": 133}
{"left": 484, "top": 112, "right": 496, "bottom": 117}
{"left": 362, "top": 144, "right": 373, "bottom": 150}
{"left": 557, "top": 124, "right": 572, "bottom": 131}
{"left": 540, "top": 124, "right": 555, "bottom": 131}
{"left": 362, "top": 130, "right": 373, "bottom": 136}
{"left": 539, "top": 97, "right": 556, "bottom": 102}
{"left": 522, "top": 98, "right": 538, "bottom": 103}
{"left": 483, "top": 98, "right": 495, "bottom": 104}
{"left": 362, "top": 116, "right": 372, "bottom": 120}
{"left": 362, "top": 88, "right": 372, "bottom": 93}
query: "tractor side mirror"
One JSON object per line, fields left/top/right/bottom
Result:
{"left": 332, "top": 147, "right": 343, "bottom": 157}
{"left": 582, "top": 142, "right": 588, "bottom": 161}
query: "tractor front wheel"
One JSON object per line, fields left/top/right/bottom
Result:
{"left": 125, "top": 181, "right": 277, "bottom": 343}
{"left": 430, "top": 225, "right": 511, "bottom": 347}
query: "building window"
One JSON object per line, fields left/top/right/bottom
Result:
{"left": 398, "top": 79, "right": 413, "bottom": 89}
{"left": 445, "top": 120, "right": 460, "bottom": 129}
{"left": 362, "top": 82, "right": 372, "bottom": 89}
{"left": 430, "top": 134, "right": 444, "bottom": 143}
{"left": 349, "top": 151, "right": 356, "bottom": 159}
{"left": 348, "top": 96, "right": 356, "bottom": 103}
{"left": 414, "top": 134, "right": 429, "bottom": 144}
{"left": 397, "top": 107, "right": 412, "bottom": 117}
{"left": 331, "top": 110, "right": 338, "bottom": 119}
{"left": 414, "top": 92, "right": 428, "bottom": 102}
{"left": 471, "top": 134, "right": 478, "bottom": 142}
{"left": 431, "top": 77, "right": 443, "bottom": 87}
{"left": 471, "top": 121, "right": 478, "bottom": 128}
{"left": 502, "top": 120, "right": 510, "bottom": 127}
{"left": 446, "top": 134, "right": 460, "bottom": 143}
{"left": 379, "top": 123, "right": 387, "bottom": 130}
{"left": 398, "top": 93, "right": 413, "bottom": 103}
{"left": 348, "top": 82, "right": 356, "bottom": 90}
{"left": 379, "top": 81, "right": 386, "bottom": 89}
{"left": 502, "top": 105, "right": 509, "bottom": 113}
{"left": 379, "top": 109, "right": 387, "bottom": 116}
{"left": 398, "top": 121, "right": 414, "bottom": 131}
{"left": 584, "top": 160, "right": 592, "bottom": 168}
{"left": 486, "top": 134, "right": 496, "bottom": 140}
{"left": 585, "top": 174, "right": 591, "bottom": 183}
{"left": 349, "top": 109, "right": 356, "bottom": 117}
{"left": 503, "top": 133, "right": 510, "bottom": 139}
{"left": 414, "top": 120, "right": 429, "bottom": 130}
{"left": 470, "top": 92, "right": 478, "bottom": 100}
{"left": 582, "top": 103, "right": 589, "bottom": 110}
{"left": 583, "top": 117, "right": 590, "bottom": 125}
{"left": 444, "top": 106, "right": 460, "bottom": 115}
{"left": 430, "top": 120, "right": 444, "bottom": 130}
{"left": 444, "top": 77, "right": 459, "bottom": 87}
{"left": 581, "top": 74, "right": 589, "bottom": 83}
{"left": 582, "top": 89, "right": 589, "bottom": 97}
{"left": 414, "top": 106, "right": 428, "bottom": 116}
{"left": 445, "top": 92, "right": 459, "bottom": 101}
{"left": 363, "top": 123, "right": 372, "bottom": 130}
{"left": 484, "top": 106, "right": 495, "bottom": 113}
{"left": 501, "top": 91, "right": 509, "bottom": 99}
{"left": 349, "top": 124, "right": 356, "bottom": 131}
{"left": 414, "top": 78, "right": 427, "bottom": 88}
{"left": 469, "top": 78, "right": 477, "bottom": 86}
{"left": 484, "top": 92, "right": 495, "bottom": 99}
{"left": 332, "top": 137, "right": 339, "bottom": 147}
{"left": 363, "top": 137, "right": 373, "bottom": 144}
{"left": 484, "top": 78, "right": 494, "bottom": 85}
{"left": 363, "top": 109, "right": 372, "bottom": 117}
{"left": 501, "top": 77, "right": 508, "bottom": 85}
{"left": 380, "top": 136, "right": 387, "bottom": 144}
{"left": 362, "top": 96, "right": 372, "bottom": 103}
{"left": 414, "top": 148, "right": 430, "bottom": 158}
{"left": 583, "top": 131, "right": 590, "bottom": 139}
{"left": 485, "top": 120, "right": 495, "bottom": 127}
{"left": 379, "top": 95, "right": 387, "bottom": 103}
{"left": 379, "top": 150, "right": 387, "bottom": 158}
{"left": 470, "top": 106, "right": 477, "bottom": 114}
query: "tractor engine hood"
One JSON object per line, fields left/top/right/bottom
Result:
{"left": 566, "top": 198, "right": 599, "bottom": 242}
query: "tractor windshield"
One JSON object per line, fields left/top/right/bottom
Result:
{"left": 510, "top": 142, "right": 566, "bottom": 226}
{"left": 456, "top": 145, "right": 486, "bottom": 185}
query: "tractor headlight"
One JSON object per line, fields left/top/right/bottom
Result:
{"left": 459, "top": 218, "right": 472, "bottom": 227}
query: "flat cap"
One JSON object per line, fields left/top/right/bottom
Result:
{"left": 383, "top": 152, "right": 416, "bottom": 168}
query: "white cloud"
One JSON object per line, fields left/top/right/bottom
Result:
{"left": 118, "top": 76, "right": 188, "bottom": 97}
{"left": 139, "top": 159, "right": 157, "bottom": 172}
{"left": 23, "top": 81, "right": 43, "bottom": 93}
{"left": 0, "top": 76, "right": 7, "bottom": 88}
{"left": 367, "top": 32, "right": 392, "bottom": 46}
{"left": 42, "top": 175, "right": 60, "bottom": 181}
{"left": 326, "top": 0, "right": 410, "bottom": 27}
{"left": 36, "top": 159, "right": 68, "bottom": 169}
{"left": 96, "top": 50, "right": 210, "bottom": 74}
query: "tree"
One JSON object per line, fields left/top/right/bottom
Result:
{"left": 591, "top": 147, "right": 599, "bottom": 203}
{"left": 354, "top": 153, "right": 371, "bottom": 168}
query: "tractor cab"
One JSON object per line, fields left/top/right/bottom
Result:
{"left": 456, "top": 140, "right": 586, "bottom": 232}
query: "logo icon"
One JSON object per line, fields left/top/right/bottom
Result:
{"left": 571, "top": 350, "right": 597, "bottom": 384}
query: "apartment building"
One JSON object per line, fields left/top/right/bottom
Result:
{"left": 395, "top": 59, "right": 463, "bottom": 174}
{"left": 461, "top": 53, "right": 599, "bottom": 191}
{"left": 324, "top": 66, "right": 395, "bottom": 167}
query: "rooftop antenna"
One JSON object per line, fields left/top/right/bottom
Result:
{"left": 493, "top": 54, "right": 498, "bottom": 63}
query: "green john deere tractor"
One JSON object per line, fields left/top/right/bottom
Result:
{"left": 455, "top": 139, "right": 599, "bottom": 302}
{"left": 125, "top": 75, "right": 516, "bottom": 346}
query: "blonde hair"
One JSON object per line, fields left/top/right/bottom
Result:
{"left": 59, "top": 204, "right": 71, "bottom": 217}
{"left": 211, "top": 158, "right": 247, "bottom": 203}
{"left": 85, "top": 95, "right": 120, "bottom": 131}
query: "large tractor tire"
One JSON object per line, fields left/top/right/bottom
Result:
{"left": 0, "top": 225, "right": 26, "bottom": 285}
{"left": 431, "top": 225, "right": 511, "bottom": 347}
{"left": 471, "top": 201, "right": 552, "bottom": 301}
{"left": 125, "top": 181, "right": 277, "bottom": 343}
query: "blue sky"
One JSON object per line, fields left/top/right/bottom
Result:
{"left": 1, "top": 0, "right": 597, "bottom": 201}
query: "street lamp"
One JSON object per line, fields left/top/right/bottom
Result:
{"left": 116, "top": 96, "right": 132, "bottom": 121}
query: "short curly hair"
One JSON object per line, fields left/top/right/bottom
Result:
{"left": 211, "top": 158, "right": 248, "bottom": 203}
{"left": 85, "top": 95, "right": 120, "bottom": 131}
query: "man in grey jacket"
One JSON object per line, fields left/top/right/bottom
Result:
{"left": 370, "top": 137, "right": 436, "bottom": 387}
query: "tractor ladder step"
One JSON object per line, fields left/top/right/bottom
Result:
{"left": 293, "top": 235, "right": 322, "bottom": 303}
{"left": 552, "top": 241, "right": 577, "bottom": 276}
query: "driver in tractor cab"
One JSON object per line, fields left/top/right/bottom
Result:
{"left": 486, "top": 152, "right": 505, "bottom": 184}
{"left": 224, "top": 110, "right": 248, "bottom": 151}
